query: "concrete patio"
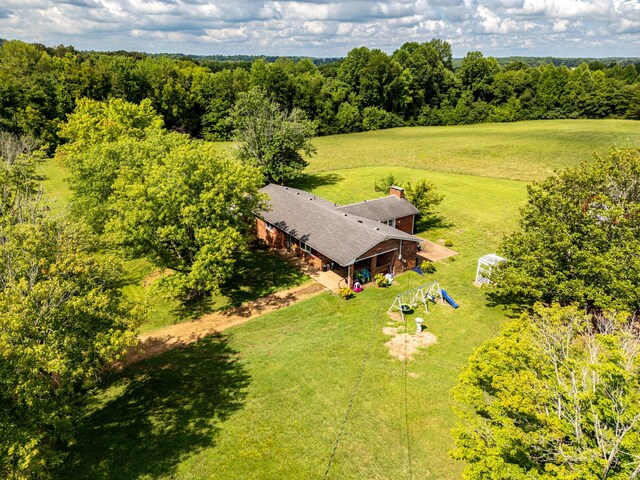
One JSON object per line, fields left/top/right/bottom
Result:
{"left": 276, "top": 249, "right": 347, "bottom": 293}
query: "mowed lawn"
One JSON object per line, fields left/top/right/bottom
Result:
{"left": 310, "top": 119, "right": 640, "bottom": 181}
{"left": 53, "top": 120, "right": 636, "bottom": 479}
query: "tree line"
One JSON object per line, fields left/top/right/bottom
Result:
{"left": 1, "top": 39, "right": 639, "bottom": 151}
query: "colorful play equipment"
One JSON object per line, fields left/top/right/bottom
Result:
{"left": 440, "top": 289, "right": 459, "bottom": 309}
{"left": 388, "top": 281, "right": 444, "bottom": 321}
{"left": 475, "top": 253, "right": 506, "bottom": 285}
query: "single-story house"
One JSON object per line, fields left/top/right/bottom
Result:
{"left": 255, "top": 184, "right": 422, "bottom": 286}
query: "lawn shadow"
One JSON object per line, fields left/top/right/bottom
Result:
{"left": 171, "top": 249, "right": 308, "bottom": 321}
{"left": 289, "top": 172, "right": 343, "bottom": 190}
{"left": 58, "top": 333, "right": 249, "bottom": 479}
{"left": 483, "top": 291, "right": 527, "bottom": 318}
{"left": 221, "top": 249, "right": 308, "bottom": 307}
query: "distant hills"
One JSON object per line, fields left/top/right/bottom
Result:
{"left": 1, "top": 38, "right": 638, "bottom": 69}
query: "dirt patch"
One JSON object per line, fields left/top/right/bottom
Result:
{"left": 124, "top": 282, "right": 324, "bottom": 365}
{"left": 383, "top": 327, "right": 437, "bottom": 361}
{"left": 387, "top": 311, "right": 403, "bottom": 322}
{"left": 142, "top": 268, "right": 173, "bottom": 287}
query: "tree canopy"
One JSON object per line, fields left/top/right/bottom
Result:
{"left": 452, "top": 304, "right": 640, "bottom": 479}
{"left": 231, "top": 88, "right": 316, "bottom": 184}
{"left": 57, "top": 98, "right": 265, "bottom": 301}
{"left": 0, "top": 133, "right": 140, "bottom": 479}
{"left": 0, "top": 39, "right": 638, "bottom": 148}
{"left": 490, "top": 148, "right": 640, "bottom": 314}
{"left": 106, "top": 140, "right": 265, "bottom": 299}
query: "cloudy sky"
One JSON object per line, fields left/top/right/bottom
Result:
{"left": 1, "top": 0, "right": 638, "bottom": 58}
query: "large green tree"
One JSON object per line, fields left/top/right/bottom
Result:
{"left": 0, "top": 133, "right": 139, "bottom": 479}
{"left": 58, "top": 98, "right": 265, "bottom": 301}
{"left": 56, "top": 97, "right": 169, "bottom": 232}
{"left": 452, "top": 304, "right": 640, "bottom": 479}
{"left": 231, "top": 88, "right": 316, "bottom": 184}
{"left": 490, "top": 148, "right": 640, "bottom": 313}
{"left": 106, "top": 140, "right": 264, "bottom": 300}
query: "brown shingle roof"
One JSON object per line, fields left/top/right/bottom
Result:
{"left": 258, "top": 184, "right": 421, "bottom": 266}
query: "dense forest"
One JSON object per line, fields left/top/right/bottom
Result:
{"left": 1, "top": 38, "right": 639, "bottom": 151}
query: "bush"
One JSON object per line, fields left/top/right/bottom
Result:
{"left": 422, "top": 262, "right": 436, "bottom": 274}
{"left": 374, "top": 273, "right": 390, "bottom": 287}
{"left": 444, "top": 240, "right": 453, "bottom": 247}
{"left": 338, "top": 287, "right": 355, "bottom": 299}
{"left": 362, "top": 106, "right": 404, "bottom": 131}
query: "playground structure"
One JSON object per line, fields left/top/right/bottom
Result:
{"left": 388, "top": 281, "right": 444, "bottom": 321}
{"left": 475, "top": 253, "right": 507, "bottom": 285}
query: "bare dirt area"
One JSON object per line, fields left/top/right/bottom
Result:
{"left": 383, "top": 326, "right": 437, "bottom": 361}
{"left": 124, "top": 282, "right": 324, "bottom": 365}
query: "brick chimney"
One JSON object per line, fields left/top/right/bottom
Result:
{"left": 389, "top": 185, "right": 405, "bottom": 199}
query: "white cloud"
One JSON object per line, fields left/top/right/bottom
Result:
{"left": 0, "top": 0, "right": 635, "bottom": 57}
{"left": 552, "top": 19, "right": 569, "bottom": 32}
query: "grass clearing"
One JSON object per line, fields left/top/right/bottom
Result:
{"left": 47, "top": 120, "right": 637, "bottom": 478}
{"left": 310, "top": 119, "right": 640, "bottom": 181}
{"left": 60, "top": 166, "right": 527, "bottom": 479}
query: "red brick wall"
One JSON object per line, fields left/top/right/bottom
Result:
{"left": 357, "top": 239, "right": 398, "bottom": 261}
{"left": 393, "top": 240, "right": 417, "bottom": 273}
{"left": 356, "top": 238, "right": 418, "bottom": 274}
{"left": 255, "top": 218, "right": 287, "bottom": 249}
{"left": 395, "top": 215, "right": 415, "bottom": 234}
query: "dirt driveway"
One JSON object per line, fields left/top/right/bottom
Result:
{"left": 124, "top": 282, "right": 324, "bottom": 365}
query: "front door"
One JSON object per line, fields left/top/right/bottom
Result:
{"left": 286, "top": 234, "right": 292, "bottom": 249}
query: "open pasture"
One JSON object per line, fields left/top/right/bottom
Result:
{"left": 44, "top": 120, "right": 637, "bottom": 478}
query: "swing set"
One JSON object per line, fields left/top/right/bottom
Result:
{"left": 388, "top": 281, "right": 444, "bottom": 321}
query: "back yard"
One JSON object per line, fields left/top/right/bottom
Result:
{"left": 49, "top": 120, "right": 640, "bottom": 479}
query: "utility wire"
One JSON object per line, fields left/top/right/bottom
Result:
{"left": 323, "top": 306, "right": 384, "bottom": 480}
{"left": 403, "top": 314, "right": 413, "bottom": 480}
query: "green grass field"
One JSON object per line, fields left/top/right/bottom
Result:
{"left": 44, "top": 120, "right": 638, "bottom": 479}
{"left": 310, "top": 119, "right": 640, "bottom": 181}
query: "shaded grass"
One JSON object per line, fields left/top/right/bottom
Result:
{"left": 121, "top": 249, "right": 308, "bottom": 333}
{"left": 59, "top": 334, "right": 250, "bottom": 480}
{"left": 310, "top": 119, "right": 640, "bottom": 181}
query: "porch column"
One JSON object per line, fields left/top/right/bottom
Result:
{"left": 347, "top": 264, "right": 353, "bottom": 287}
{"left": 370, "top": 255, "right": 377, "bottom": 278}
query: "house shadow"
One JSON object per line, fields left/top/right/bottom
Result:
{"left": 57, "top": 333, "right": 250, "bottom": 479}
{"left": 289, "top": 172, "right": 342, "bottom": 190}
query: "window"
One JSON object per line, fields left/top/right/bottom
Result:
{"left": 300, "top": 241, "right": 312, "bottom": 254}
{"left": 382, "top": 219, "right": 396, "bottom": 227}
{"left": 265, "top": 222, "right": 274, "bottom": 232}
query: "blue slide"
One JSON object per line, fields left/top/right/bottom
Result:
{"left": 440, "top": 289, "right": 459, "bottom": 309}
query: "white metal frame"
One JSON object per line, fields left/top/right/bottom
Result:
{"left": 388, "top": 281, "right": 444, "bottom": 322}
{"left": 475, "top": 254, "right": 506, "bottom": 285}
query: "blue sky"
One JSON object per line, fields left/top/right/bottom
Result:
{"left": 1, "top": 0, "right": 639, "bottom": 58}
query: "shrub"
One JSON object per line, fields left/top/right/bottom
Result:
{"left": 422, "top": 262, "right": 436, "bottom": 274}
{"left": 444, "top": 240, "right": 453, "bottom": 247}
{"left": 338, "top": 287, "right": 355, "bottom": 299}
{"left": 374, "top": 273, "right": 390, "bottom": 287}
{"left": 362, "top": 106, "right": 403, "bottom": 131}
